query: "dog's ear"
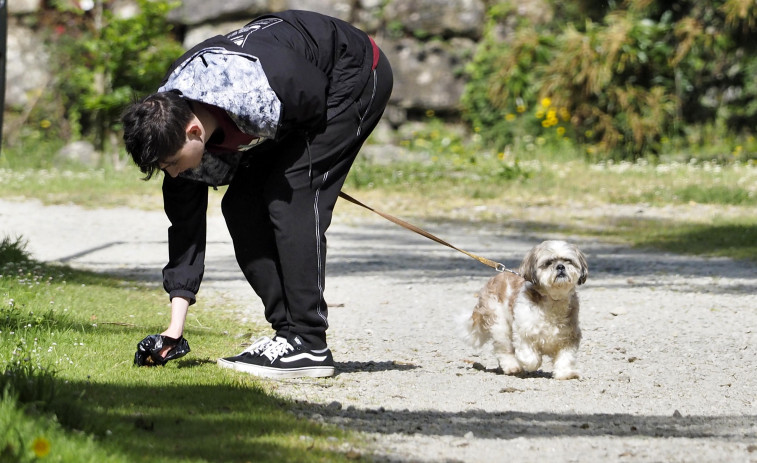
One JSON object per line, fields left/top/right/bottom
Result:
{"left": 519, "top": 245, "right": 539, "bottom": 284}
{"left": 574, "top": 246, "right": 589, "bottom": 285}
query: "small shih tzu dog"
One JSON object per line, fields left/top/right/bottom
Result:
{"left": 462, "top": 240, "right": 588, "bottom": 380}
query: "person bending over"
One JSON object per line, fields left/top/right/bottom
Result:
{"left": 122, "top": 9, "right": 393, "bottom": 378}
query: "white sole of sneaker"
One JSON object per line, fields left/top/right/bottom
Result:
{"left": 216, "top": 358, "right": 239, "bottom": 370}
{"left": 232, "top": 362, "right": 335, "bottom": 379}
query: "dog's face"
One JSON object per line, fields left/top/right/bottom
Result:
{"left": 520, "top": 240, "right": 588, "bottom": 299}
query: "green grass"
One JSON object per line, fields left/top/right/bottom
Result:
{"left": 0, "top": 166, "right": 164, "bottom": 210}
{"left": 0, "top": 238, "right": 364, "bottom": 463}
{"left": 610, "top": 218, "right": 757, "bottom": 261}
{"left": 650, "top": 184, "right": 754, "bottom": 205}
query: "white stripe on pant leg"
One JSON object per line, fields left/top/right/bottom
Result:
{"left": 357, "top": 68, "right": 378, "bottom": 138}
{"left": 312, "top": 171, "right": 329, "bottom": 326}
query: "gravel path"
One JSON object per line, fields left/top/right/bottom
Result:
{"left": 2, "top": 198, "right": 756, "bottom": 462}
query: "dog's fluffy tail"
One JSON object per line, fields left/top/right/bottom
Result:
{"left": 457, "top": 306, "right": 491, "bottom": 349}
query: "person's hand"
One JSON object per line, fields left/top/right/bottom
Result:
{"left": 134, "top": 334, "right": 191, "bottom": 366}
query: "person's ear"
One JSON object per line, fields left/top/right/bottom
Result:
{"left": 185, "top": 119, "right": 204, "bottom": 140}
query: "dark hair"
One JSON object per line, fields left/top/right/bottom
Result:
{"left": 121, "top": 91, "right": 194, "bottom": 180}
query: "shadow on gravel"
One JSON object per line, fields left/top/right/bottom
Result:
{"left": 70, "top": 223, "right": 756, "bottom": 296}
{"left": 303, "top": 404, "right": 757, "bottom": 441}
{"left": 334, "top": 360, "right": 421, "bottom": 375}
{"left": 325, "top": 229, "right": 756, "bottom": 294}
{"left": 330, "top": 222, "right": 755, "bottom": 274}
{"left": 469, "top": 362, "right": 553, "bottom": 379}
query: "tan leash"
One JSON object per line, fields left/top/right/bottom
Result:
{"left": 338, "top": 191, "right": 521, "bottom": 276}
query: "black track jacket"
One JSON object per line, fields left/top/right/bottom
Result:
{"left": 157, "top": 10, "right": 376, "bottom": 304}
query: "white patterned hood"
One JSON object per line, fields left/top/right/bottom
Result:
{"left": 158, "top": 47, "right": 283, "bottom": 186}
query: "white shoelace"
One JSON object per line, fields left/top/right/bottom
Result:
{"left": 261, "top": 338, "right": 293, "bottom": 362}
{"left": 240, "top": 336, "right": 273, "bottom": 356}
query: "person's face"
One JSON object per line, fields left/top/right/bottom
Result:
{"left": 159, "top": 119, "right": 205, "bottom": 178}
{"left": 159, "top": 139, "right": 204, "bottom": 178}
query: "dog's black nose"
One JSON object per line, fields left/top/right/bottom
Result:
{"left": 557, "top": 263, "right": 565, "bottom": 271}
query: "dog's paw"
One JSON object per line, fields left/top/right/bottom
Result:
{"left": 553, "top": 369, "right": 581, "bottom": 380}
{"left": 500, "top": 366, "right": 524, "bottom": 376}
{"left": 496, "top": 355, "right": 523, "bottom": 375}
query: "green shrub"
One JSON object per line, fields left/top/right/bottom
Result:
{"left": 0, "top": 237, "right": 30, "bottom": 265}
{"left": 462, "top": 0, "right": 757, "bottom": 161}
{"left": 46, "top": 0, "right": 185, "bottom": 153}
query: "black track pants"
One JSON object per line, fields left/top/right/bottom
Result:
{"left": 221, "top": 51, "right": 393, "bottom": 349}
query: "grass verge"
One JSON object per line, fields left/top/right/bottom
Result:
{"left": 341, "top": 156, "right": 757, "bottom": 262}
{"left": 0, "top": 238, "right": 364, "bottom": 463}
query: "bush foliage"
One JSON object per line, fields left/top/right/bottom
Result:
{"left": 462, "top": 0, "right": 757, "bottom": 160}
{"left": 10, "top": 0, "right": 757, "bottom": 164}
{"left": 43, "top": 0, "right": 184, "bottom": 151}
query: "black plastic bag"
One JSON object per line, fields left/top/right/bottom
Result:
{"left": 134, "top": 334, "right": 190, "bottom": 366}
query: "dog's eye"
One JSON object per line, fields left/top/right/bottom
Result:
{"left": 542, "top": 259, "right": 554, "bottom": 268}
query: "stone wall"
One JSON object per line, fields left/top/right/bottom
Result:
{"left": 167, "top": 0, "right": 487, "bottom": 124}
{"left": 6, "top": 0, "right": 50, "bottom": 109}
{"left": 4, "top": 0, "right": 503, "bottom": 130}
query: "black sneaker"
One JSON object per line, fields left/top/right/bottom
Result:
{"left": 228, "top": 336, "right": 334, "bottom": 379}
{"left": 218, "top": 336, "right": 279, "bottom": 371}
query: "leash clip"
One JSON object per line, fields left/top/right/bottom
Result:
{"left": 497, "top": 263, "right": 523, "bottom": 277}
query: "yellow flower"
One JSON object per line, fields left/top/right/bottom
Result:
{"left": 556, "top": 126, "right": 566, "bottom": 136}
{"left": 559, "top": 108, "right": 570, "bottom": 121}
{"left": 516, "top": 105, "right": 526, "bottom": 113}
{"left": 32, "top": 437, "right": 51, "bottom": 458}
{"left": 535, "top": 110, "right": 545, "bottom": 119}
{"left": 505, "top": 113, "right": 516, "bottom": 121}
{"left": 497, "top": 151, "right": 505, "bottom": 160}
{"left": 40, "top": 120, "right": 52, "bottom": 129}
{"left": 425, "top": 109, "right": 435, "bottom": 118}
{"left": 540, "top": 97, "right": 552, "bottom": 108}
